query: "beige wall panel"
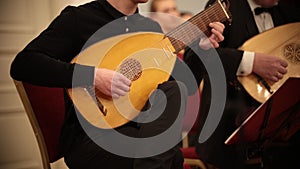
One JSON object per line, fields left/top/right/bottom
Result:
{"left": 0, "top": 0, "right": 64, "bottom": 169}
{"left": 0, "top": 113, "right": 41, "bottom": 169}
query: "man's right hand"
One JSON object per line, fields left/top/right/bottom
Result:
{"left": 252, "top": 53, "right": 288, "bottom": 82}
{"left": 94, "top": 68, "right": 131, "bottom": 99}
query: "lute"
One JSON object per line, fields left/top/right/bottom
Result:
{"left": 68, "top": 0, "right": 232, "bottom": 129}
{"left": 238, "top": 22, "right": 300, "bottom": 103}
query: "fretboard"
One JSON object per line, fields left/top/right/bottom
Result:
{"left": 165, "top": 0, "right": 231, "bottom": 53}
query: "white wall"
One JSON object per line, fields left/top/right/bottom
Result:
{"left": 0, "top": 1, "right": 78, "bottom": 169}
{"left": 0, "top": 0, "right": 53, "bottom": 168}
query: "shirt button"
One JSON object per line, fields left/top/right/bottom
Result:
{"left": 124, "top": 16, "right": 127, "bottom": 21}
{"left": 125, "top": 28, "right": 129, "bottom": 32}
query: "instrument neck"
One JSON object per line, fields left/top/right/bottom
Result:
{"left": 165, "top": 0, "right": 231, "bottom": 53}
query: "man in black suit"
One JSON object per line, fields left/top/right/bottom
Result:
{"left": 184, "top": 0, "right": 300, "bottom": 168}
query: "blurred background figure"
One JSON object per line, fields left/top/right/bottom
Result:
{"left": 149, "top": 0, "right": 181, "bottom": 33}
{"left": 149, "top": 0, "right": 196, "bottom": 59}
{"left": 180, "top": 11, "right": 194, "bottom": 20}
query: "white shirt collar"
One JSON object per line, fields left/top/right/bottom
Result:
{"left": 247, "top": 0, "right": 278, "bottom": 11}
{"left": 247, "top": 0, "right": 261, "bottom": 15}
{"left": 247, "top": 0, "right": 276, "bottom": 33}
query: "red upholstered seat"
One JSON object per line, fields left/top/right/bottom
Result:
{"left": 22, "top": 82, "right": 65, "bottom": 162}
{"left": 180, "top": 83, "right": 207, "bottom": 169}
{"left": 181, "top": 147, "right": 199, "bottom": 159}
{"left": 14, "top": 80, "right": 65, "bottom": 168}
{"left": 183, "top": 163, "right": 191, "bottom": 169}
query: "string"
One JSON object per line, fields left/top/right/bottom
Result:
{"left": 165, "top": 1, "right": 228, "bottom": 52}
{"left": 166, "top": 2, "right": 219, "bottom": 39}
{"left": 168, "top": 3, "right": 224, "bottom": 49}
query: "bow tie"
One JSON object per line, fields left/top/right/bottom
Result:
{"left": 254, "top": 7, "right": 273, "bottom": 15}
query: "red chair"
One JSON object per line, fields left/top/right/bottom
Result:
{"left": 181, "top": 118, "right": 206, "bottom": 169}
{"left": 14, "top": 79, "right": 207, "bottom": 169}
{"left": 181, "top": 82, "right": 206, "bottom": 169}
{"left": 14, "top": 80, "right": 65, "bottom": 169}
{"left": 183, "top": 163, "right": 192, "bottom": 169}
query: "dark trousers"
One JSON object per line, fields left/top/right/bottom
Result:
{"left": 64, "top": 81, "right": 187, "bottom": 169}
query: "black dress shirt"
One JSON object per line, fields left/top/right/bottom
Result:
{"left": 10, "top": 0, "right": 163, "bottom": 156}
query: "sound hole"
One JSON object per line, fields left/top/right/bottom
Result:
{"left": 118, "top": 58, "right": 142, "bottom": 81}
{"left": 284, "top": 43, "right": 300, "bottom": 64}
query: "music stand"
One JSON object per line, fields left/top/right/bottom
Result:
{"left": 225, "top": 77, "right": 300, "bottom": 166}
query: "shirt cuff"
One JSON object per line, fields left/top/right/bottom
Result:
{"left": 236, "top": 51, "right": 255, "bottom": 76}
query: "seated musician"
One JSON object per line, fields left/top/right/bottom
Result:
{"left": 10, "top": 0, "right": 225, "bottom": 169}
{"left": 184, "top": 0, "right": 300, "bottom": 168}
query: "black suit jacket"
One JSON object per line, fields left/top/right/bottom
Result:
{"left": 184, "top": 0, "right": 300, "bottom": 168}
{"left": 214, "top": 0, "right": 300, "bottom": 49}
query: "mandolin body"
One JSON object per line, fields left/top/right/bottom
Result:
{"left": 238, "top": 22, "right": 300, "bottom": 103}
{"left": 67, "top": 0, "right": 231, "bottom": 129}
{"left": 68, "top": 32, "right": 177, "bottom": 129}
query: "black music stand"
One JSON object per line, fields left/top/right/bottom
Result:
{"left": 225, "top": 77, "right": 300, "bottom": 168}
